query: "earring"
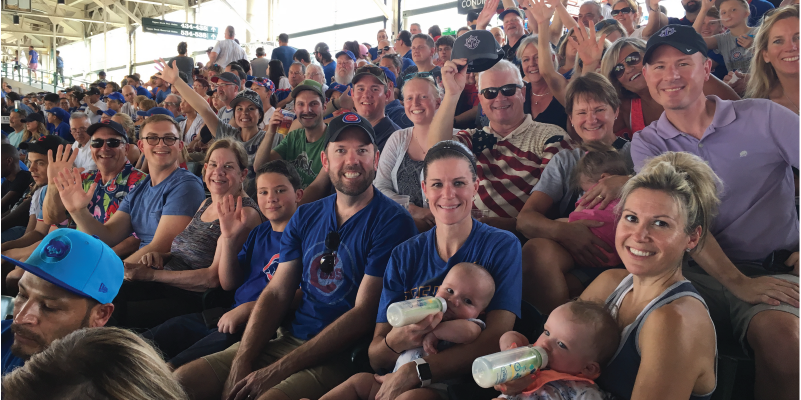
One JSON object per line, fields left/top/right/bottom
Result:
{"left": 685, "top": 248, "right": 691, "bottom": 253}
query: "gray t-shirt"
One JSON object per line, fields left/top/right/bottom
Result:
{"left": 713, "top": 27, "right": 757, "bottom": 73}
{"left": 531, "top": 141, "right": 632, "bottom": 218}
{"left": 211, "top": 39, "right": 247, "bottom": 68}
{"left": 251, "top": 57, "right": 270, "bottom": 78}
{"left": 217, "top": 107, "right": 234, "bottom": 127}
{"left": 172, "top": 55, "right": 195, "bottom": 85}
{"left": 216, "top": 117, "right": 284, "bottom": 168}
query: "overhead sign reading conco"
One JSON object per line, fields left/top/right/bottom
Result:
{"left": 458, "top": 0, "right": 485, "bottom": 14}
{"left": 142, "top": 18, "right": 219, "bottom": 40}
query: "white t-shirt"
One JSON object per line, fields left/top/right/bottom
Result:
{"left": 629, "top": 26, "right": 646, "bottom": 40}
{"left": 86, "top": 100, "right": 108, "bottom": 123}
{"left": 258, "top": 107, "right": 276, "bottom": 131}
{"left": 211, "top": 39, "right": 247, "bottom": 68}
{"left": 71, "top": 141, "right": 97, "bottom": 172}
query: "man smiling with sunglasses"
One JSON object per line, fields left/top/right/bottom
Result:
{"left": 52, "top": 116, "right": 205, "bottom": 265}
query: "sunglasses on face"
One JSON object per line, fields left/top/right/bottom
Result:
{"left": 611, "top": 7, "right": 633, "bottom": 16}
{"left": 144, "top": 136, "right": 178, "bottom": 146}
{"left": 320, "top": 231, "right": 340, "bottom": 274}
{"left": 90, "top": 138, "right": 127, "bottom": 148}
{"left": 479, "top": 84, "right": 523, "bottom": 99}
{"left": 613, "top": 51, "right": 642, "bottom": 78}
{"left": 377, "top": 46, "right": 391, "bottom": 54}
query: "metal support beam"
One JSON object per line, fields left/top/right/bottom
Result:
{"left": 125, "top": 0, "right": 183, "bottom": 6}
{"left": 290, "top": 16, "right": 386, "bottom": 39}
{"left": 217, "top": 0, "right": 257, "bottom": 37}
{"left": 402, "top": 1, "right": 457, "bottom": 18}
{"left": 370, "top": 0, "right": 392, "bottom": 19}
{"left": 1, "top": 28, "right": 82, "bottom": 39}
{"left": 8, "top": 10, "right": 127, "bottom": 26}
{"left": 113, "top": 0, "right": 142, "bottom": 25}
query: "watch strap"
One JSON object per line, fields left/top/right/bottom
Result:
{"left": 413, "top": 358, "right": 432, "bottom": 387}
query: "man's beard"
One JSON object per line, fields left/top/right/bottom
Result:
{"left": 330, "top": 165, "right": 375, "bottom": 196}
{"left": 683, "top": 0, "right": 701, "bottom": 13}
{"left": 335, "top": 70, "right": 355, "bottom": 85}
{"left": 298, "top": 112, "right": 322, "bottom": 130}
{"left": 10, "top": 304, "right": 92, "bottom": 360}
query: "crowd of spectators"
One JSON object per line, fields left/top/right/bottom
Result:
{"left": 0, "top": 0, "right": 799, "bottom": 398}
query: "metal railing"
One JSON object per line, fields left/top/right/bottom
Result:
{"left": 1, "top": 62, "right": 94, "bottom": 92}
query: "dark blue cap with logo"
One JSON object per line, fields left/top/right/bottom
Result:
{"left": 325, "top": 112, "right": 377, "bottom": 146}
{"left": 644, "top": 25, "right": 708, "bottom": 65}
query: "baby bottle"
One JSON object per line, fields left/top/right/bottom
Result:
{"left": 386, "top": 296, "right": 447, "bottom": 327}
{"left": 472, "top": 345, "right": 549, "bottom": 388}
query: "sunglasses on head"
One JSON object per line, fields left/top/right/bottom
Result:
{"left": 320, "top": 231, "right": 340, "bottom": 274}
{"left": 403, "top": 71, "right": 434, "bottom": 82}
{"left": 612, "top": 51, "right": 642, "bottom": 78}
{"left": 90, "top": 138, "right": 127, "bottom": 148}
{"left": 479, "top": 84, "right": 523, "bottom": 99}
{"left": 611, "top": 7, "right": 633, "bottom": 16}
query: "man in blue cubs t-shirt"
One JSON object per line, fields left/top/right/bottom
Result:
{"left": 143, "top": 160, "right": 304, "bottom": 369}
{"left": 174, "top": 112, "right": 417, "bottom": 400}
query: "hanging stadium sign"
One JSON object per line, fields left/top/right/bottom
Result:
{"left": 458, "top": 0, "right": 485, "bottom": 14}
{"left": 142, "top": 18, "right": 219, "bottom": 40}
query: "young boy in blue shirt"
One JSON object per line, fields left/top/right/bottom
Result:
{"left": 142, "top": 160, "right": 304, "bottom": 369}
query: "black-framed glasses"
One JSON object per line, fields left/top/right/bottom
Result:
{"left": 320, "top": 231, "right": 340, "bottom": 274}
{"left": 610, "top": 7, "right": 633, "bottom": 16}
{"left": 144, "top": 136, "right": 178, "bottom": 146}
{"left": 403, "top": 71, "right": 434, "bottom": 82}
{"left": 90, "top": 138, "right": 127, "bottom": 148}
{"left": 612, "top": 51, "right": 642, "bottom": 78}
{"left": 479, "top": 84, "right": 523, "bottom": 99}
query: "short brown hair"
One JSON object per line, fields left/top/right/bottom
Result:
{"left": 564, "top": 72, "right": 621, "bottom": 116}
{"left": 140, "top": 114, "right": 180, "bottom": 137}
{"left": 203, "top": 138, "right": 249, "bottom": 171}
{"left": 567, "top": 300, "right": 620, "bottom": 366}
{"left": 138, "top": 99, "right": 157, "bottom": 112}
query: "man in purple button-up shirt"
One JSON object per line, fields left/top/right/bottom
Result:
{"left": 634, "top": 25, "right": 799, "bottom": 399}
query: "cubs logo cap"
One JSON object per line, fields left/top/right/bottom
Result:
{"left": 451, "top": 30, "right": 504, "bottom": 73}
{"left": 325, "top": 112, "right": 377, "bottom": 147}
{"left": 1, "top": 230, "right": 124, "bottom": 304}
{"left": 643, "top": 25, "right": 708, "bottom": 65}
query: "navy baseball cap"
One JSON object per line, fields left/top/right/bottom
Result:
{"left": 498, "top": 7, "right": 524, "bottom": 21}
{"left": 97, "top": 82, "right": 107, "bottom": 88}
{"left": 325, "top": 82, "right": 350, "bottom": 98}
{"left": 644, "top": 25, "right": 708, "bottom": 65}
{"left": 335, "top": 50, "right": 357, "bottom": 62}
{"left": 45, "top": 107, "right": 70, "bottom": 122}
{"left": 87, "top": 120, "right": 128, "bottom": 139}
{"left": 19, "top": 134, "right": 68, "bottom": 155}
{"left": 1, "top": 230, "right": 123, "bottom": 304}
{"left": 452, "top": 30, "right": 505, "bottom": 73}
{"left": 106, "top": 92, "right": 125, "bottom": 103}
{"left": 379, "top": 66, "right": 396, "bottom": 86}
{"left": 326, "top": 112, "right": 377, "bottom": 146}
{"left": 21, "top": 112, "right": 45, "bottom": 124}
{"left": 137, "top": 107, "right": 175, "bottom": 118}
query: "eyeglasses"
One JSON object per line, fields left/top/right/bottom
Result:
{"left": 612, "top": 51, "right": 642, "bottom": 78}
{"left": 320, "top": 231, "right": 340, "bottom": 274}
{"left": 90, "top": 138, "right": 127, "bottom": 148}
{"left": 610, "top": 7, "right": 633, "bottom": 16}
{"left": 144, "top": 136, "right": 178, "bottom": 146}
{"left": 163, "top": 102, "right": 180, "bottom": 107}
{"left": 377, "top": 46, "right": 391, "bottom": 55}
{"left": 403, "top": 71, "right": 434, "bottom": 82}
{"left": 479, "top": 84, "right": 523, "bottom": 99}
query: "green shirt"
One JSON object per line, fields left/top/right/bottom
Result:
{"left": 273, "top": 127, "right": 327, "bottom": 188}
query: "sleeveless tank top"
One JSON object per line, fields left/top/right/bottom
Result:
{"left": 596, "top": 274, "right": 717, "bottom": 400}
{"left": 629, "top": 98, "right": 647, "bottom": 135}
{"left": 165, "top": 197, "right": 265, "bottom": 271}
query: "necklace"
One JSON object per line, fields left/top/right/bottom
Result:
{"left": 784, "top": 91, "right": 799, "bottom": 114}
{"left": 531, "top": 88, "right": 551, "bottom": 106}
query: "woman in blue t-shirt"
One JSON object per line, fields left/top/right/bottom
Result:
{"left": 366, "top": 140, "right": 522, "bottom": 398}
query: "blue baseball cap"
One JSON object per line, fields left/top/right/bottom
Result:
{"left": 106, "top": 92, "right": 125, "bottom": 103}
{"left": 137, "top": 107, "right": 174, "bottom": 118}
{"left": 1, "top": 230, "right": 123, "bottom": 304}
{"left": 325, "top": 82, "right": 351, "bottom": 98}
{"left": 379, "top": 66, "right": 396, "bottom": 86}
{"left": 45, "top": 107, "right": 70, "bottom": 122}
{"left": 101, "top": 109, "right": 117, "bottom": 117}
{"left": 335, "top": 50, "right": 357, "bottom": 62}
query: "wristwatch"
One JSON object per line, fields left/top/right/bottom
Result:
{"left": 413, "top": 358, "right": 432, "bottom": 387}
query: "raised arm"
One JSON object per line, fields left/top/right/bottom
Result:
{"left": 641, "top": 0, "right": 670, "bottom": 38}
{"left": 217, "top": 195, "right": 264, "bottom": 290}
{"left": 253, "top": 109, "right": 285, "bottom": 170}
{"left": 547, "top": 0, "right": 578, "bottom": 32}
{"left": 42, "top": 145, "right": 77, "bottom": 225}
{"left": 476, "top": 0, "right": 501, "bottom": 30}
{"left": 427, "top": 59, "right": 467, "bottom": 149}
{"left": 532, "top": 0, "right": 570, "bottom": 106}
{"left": 694, "top": 0, "right": 719, "bottom": 49}
{"left": 156, "top": 58, "right": 220, "bottom": 134}
{"left": 572, "top": 19, "right": 607, "bottom": 75}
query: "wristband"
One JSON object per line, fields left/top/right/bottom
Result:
{"left": 385, "top": 336, "right": 400, "bottom": 354}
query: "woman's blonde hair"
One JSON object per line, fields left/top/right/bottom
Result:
{"left": 112, "top": 113, "right": 136, "bottom": 142}
{"left": 600, "top": 37, "right": 647, "bottom": 98}
{"left": 746, "top": 5, "right": 799, "bottom": 99}
{"left": 618, "top": 152, "right": 722, "bottom": 250}
{"left": 2, "top": 327, "right": 188, "bottom": 400}
{"left": 400, "top": 75, "right": 441, "bottom": 102}
{"left": 612, "top": 0, "right": 638, "bottom": 12}
{"left": 516, "top": 35, "right": 560, "bottom": 71}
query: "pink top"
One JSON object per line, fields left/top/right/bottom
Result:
{"left": 568, "top": 197, "right": 621, "bottom": 267}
